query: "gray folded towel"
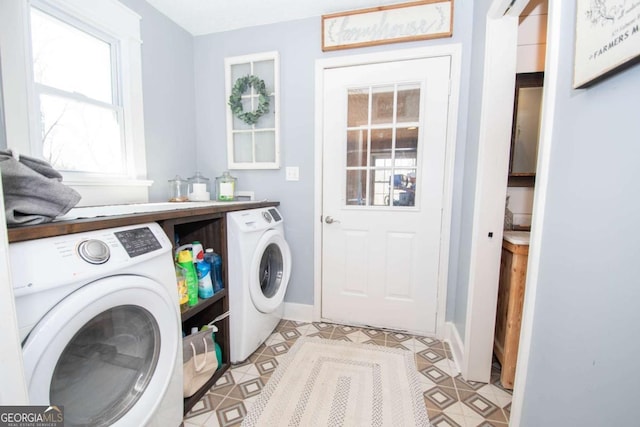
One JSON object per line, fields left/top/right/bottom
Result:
{"left": 0, "top": 150, "right": 81, "bottom": 225}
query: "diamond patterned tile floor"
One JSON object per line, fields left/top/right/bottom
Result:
{"left": 183, "top": 320, "right": 513, "bottom": 427}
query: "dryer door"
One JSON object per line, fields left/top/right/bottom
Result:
{"left": 249, "top": 229, "right": 292, "bottom": 313}
{"left": 22, "top": 275, "right": 180, "bottom": 427}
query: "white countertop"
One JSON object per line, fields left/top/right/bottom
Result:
{"left": 56, "top": 201, "right": 257, "bottom": 221}
{"left": 503, "top": 231, "right": 530, "bottom": 245}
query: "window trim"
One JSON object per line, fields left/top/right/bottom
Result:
{"left": 0, "top": 0, "right": 150, "bottom": 205}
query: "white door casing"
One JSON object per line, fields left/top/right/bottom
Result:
{"left": 316, "top": 47, "right": 461, "bottom": 337}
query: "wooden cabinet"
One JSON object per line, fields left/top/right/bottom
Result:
{"left": 158, "top": 213, "right": 231, "bottom": 414}
{"left": 494, "top": 237, "right": 529, "bottom": 389}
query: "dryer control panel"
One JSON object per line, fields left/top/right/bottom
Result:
{"left": 228, "top": 207, "right": 284, "bottom": 233}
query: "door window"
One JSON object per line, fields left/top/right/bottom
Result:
{"left": 345, "top": 84, "right": 421, "bottom": 207}
{"left": 50, "top": 305, "right": 160, "bottom": 426}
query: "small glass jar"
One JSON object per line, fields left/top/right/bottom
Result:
{"left": 168, "top": 175, "right": 188, "bottom": 202}
{"left": 216, "top": 171, "right": 237, "bottom": 201}
{"left": 187, "top": 172, "right": 210, "bottom": 201}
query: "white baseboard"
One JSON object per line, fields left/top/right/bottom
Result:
{"left": 444, "top": 321, "right": 464, "bottom": 375}
{"left": 283, "top": 302, "right": 314, "bottom": 323}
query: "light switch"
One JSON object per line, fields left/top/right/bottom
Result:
{"left": 286, "top": 167, "right": 299, "bottom": 181}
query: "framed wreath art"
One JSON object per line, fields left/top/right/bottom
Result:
{"left": 228, "top": 75, "right": 270, "bottom": 125}
{"left": 224, "top": 52, "right": 280, "bottom": 169}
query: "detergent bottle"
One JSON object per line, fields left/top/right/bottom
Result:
{"left": 177, "top": 250, "right": 198, "bottom": 306}
{"left": 196, "top": 258, "right": 214, "bottom": 299}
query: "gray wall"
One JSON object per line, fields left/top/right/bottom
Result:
{"left": 118, "top": 0, "right": 197, "bottom": 202}
{"left": 519, "top": 1, "right": 640, "bottom": 425}
{"left": 192, "top": 5, "right": 474, "bottom": 305}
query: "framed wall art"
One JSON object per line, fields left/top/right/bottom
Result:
{"left": 574, "top": 0, "right": 640, "bottom": 88}
{"left": 225, "top": 51, "right": 280, "bottom": 169}
{"left": 321, "top": 0, "right": 453, "bottom": 52}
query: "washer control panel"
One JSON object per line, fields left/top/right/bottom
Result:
{"left": 114, "top": 226, "right": 162, "bottom": 258}
{"left": 77, "top": 239, "right": 110, "bottom": 264}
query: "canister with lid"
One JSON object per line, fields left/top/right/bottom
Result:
{"left": 168, "top": 175, "right": 188, "bottom": 202}
{"left": 188, "top": 172, "right": 210, "bottom": 201}
{"left": 215, "top": 171, "right": 237, "bottom": 201}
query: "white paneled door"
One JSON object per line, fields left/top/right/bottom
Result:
{"left": 321, "top": 57, "right": 451, "bottom": 335}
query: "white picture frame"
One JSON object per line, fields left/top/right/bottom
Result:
{"left": 224, "top": 51, "right": 280, "bottom": 170}
{"left": 574, "top": 0, "right": 640, "bottom": 88}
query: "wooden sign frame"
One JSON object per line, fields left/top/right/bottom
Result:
{"left": 573, "top": 0, "right": 640, "bottom": 88}
{"left": 321, "top": 0, "right": 454, "bottom": 52}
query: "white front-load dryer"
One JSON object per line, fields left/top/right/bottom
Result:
{"left": 9, "top": 223, "right": 183, "bottom": 427}
{"left": 227, "top": 207, "right": 291, "bottom": 363}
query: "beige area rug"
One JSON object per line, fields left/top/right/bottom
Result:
{"left": 241, "top": 337, "right": 431, "bottom": 427}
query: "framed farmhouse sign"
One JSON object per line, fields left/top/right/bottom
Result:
{"left": 321, "top": 0, "right": 453, "bottom": 51}
{"left": 573, "top": 0, "right": 640, "bottom": 88}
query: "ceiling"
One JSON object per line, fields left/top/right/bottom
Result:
{"left": 144, "top": 0, "right": 405, "bottom": 36}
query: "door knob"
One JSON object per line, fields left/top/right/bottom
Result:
{"left": 325, "top": 216, "right": 340, "bottom": 224}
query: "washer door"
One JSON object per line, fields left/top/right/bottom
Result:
{"left": 249, "top": 229, "right": 292, "bottom": 313}
{"left": 22, "top": 275, "right": 180, "bottom": 427}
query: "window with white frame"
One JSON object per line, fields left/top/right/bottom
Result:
{"left": 0, "top": 0, "right": 149, "bottom": 204}
{"left": 30, "top": 5, "right": 125, "bottom": 174}
{"left": 225, "top": 52, "right": 280, "bottom": 169}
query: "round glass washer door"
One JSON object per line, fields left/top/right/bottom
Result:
{"left": 22, "top": 275, "right": 180, "bottom": 427}
{"left": 249, "top": 229, "right": 291, "bottom": 313}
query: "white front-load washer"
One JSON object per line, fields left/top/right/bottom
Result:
{"left": 9, "top": 223, "right": 183, "bottom": 427}
{"left": 227, "top": 207, "right": 292, "bottom": 363}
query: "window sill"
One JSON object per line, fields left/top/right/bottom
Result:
{"left": 63, "top": 178, "right": 153, "bottom": 207}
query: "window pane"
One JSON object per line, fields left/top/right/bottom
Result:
{"left": 255, "top": 131, "right": 276, "bottom": 162}
{"left": 346, "top": 170, "right": 367, "bottom": 206}
{"left": 230, "top": 63, "right": 251, "bottom": 82}
{"left": 370, "top": 128, "right": 393, "bottom": 166}
{"left": 40, "top": 94, "right": 123, "bottom": 174}
{"left": 391, "top": 169, "right": 416, "bottom": 207}
{"left": 396, "top": 127, "right": 418, "bottom": 164}
{"left": 232, "top": 97, "right": 253, "bottom": 130}
{"left": 347, "top": 89, "right": 368, "bottom": 127}
{"left": 255, "top": 95, "right": 275, "bottom": 129}
{"left": 397, "top": 84, "right": 420, "bottom": 123}
{"left": 253, "top": 60, "right": 275, "bottom": 93}
{"left": 347, "top": 130, "right": 368, "bottom": 168}
{"left": 370, "top": 168, "right": 391, "bottom": 207}
{"left": 371, "top": 86, "right": 394, "bottom": 125}
{"left": 233, "top": 133, "right": 253, "bottom": 162}
{"left": 31, "top": 8, "right": 113, "bottom": 103}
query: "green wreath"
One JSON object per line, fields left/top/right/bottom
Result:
{"left": 228, "top": 75, "right": 270, "bottom": 125}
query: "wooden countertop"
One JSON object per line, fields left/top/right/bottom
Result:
{"left": 7, "top": 201, "right": 279, "bottom": 243}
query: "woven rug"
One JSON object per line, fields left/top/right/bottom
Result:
{"left": 241, "top": 337, "right": 431, "bottom": 427}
